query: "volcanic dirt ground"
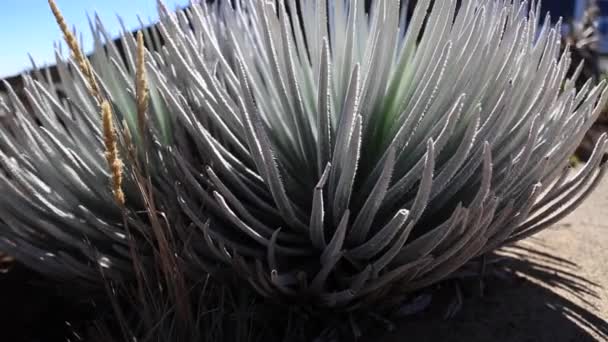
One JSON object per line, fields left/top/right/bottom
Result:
{"left": 372, "top": 175, "right": 608, "bottom": 342}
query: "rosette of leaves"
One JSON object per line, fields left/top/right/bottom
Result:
{"left": 158, "top": 0, "right": 608, "bottom": 309}
{"left": 564, "top": 0, "right": 601, "bottom": 89}
{"left": 563, "top": 0, "right": 608, "bottom": 162}
{"left": 0, "top": 0, "right": 607, "bottom": 314}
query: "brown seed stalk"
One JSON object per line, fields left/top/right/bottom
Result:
{"left": 136, "top": 31, "right": 149, "bottom": 140}
{"left": 101, "top": 101, "right": 125, "bottom": 206}
{"left": 48, "top": 0, "right": 101, "bottom": 102}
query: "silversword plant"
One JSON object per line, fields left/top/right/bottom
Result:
{"left": 0, "top": 0, "right": 606, "bottom": 314}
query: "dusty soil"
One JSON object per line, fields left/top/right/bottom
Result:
{"left": 373, "top": 176, "right": 608, "bottom": 342}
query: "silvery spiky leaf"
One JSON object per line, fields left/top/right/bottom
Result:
{"left": 157, "top": 0, "right": 608, "bottom": 308}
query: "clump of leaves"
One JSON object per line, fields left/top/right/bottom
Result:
{"left": 0, "top": 2, "right": 606, "bottom": 338}
{"left": 163, "top": 0, "right": 608, "bottom": 309}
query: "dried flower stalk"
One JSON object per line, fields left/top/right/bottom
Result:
{"left": 101, "top": 100, "right": 125, "bottom": 206}
{"left": 48, "top": 0, "right": 101, "bottom": 102}
{"left": 136, "top": 31, "right": 149, "bottom": 140}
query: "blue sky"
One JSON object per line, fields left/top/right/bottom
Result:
{"left": 0, "top": 0, "right": 189, "bottom": 78}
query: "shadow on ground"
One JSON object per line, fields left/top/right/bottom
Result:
{"left": 1, "top": 240, "right": 606, "bottom": 342}
{"left": 0, "top": 264, "right": 96, "bottom": 342}
{"left": 371, "top": 242, "right": 608, "bottom": 342}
